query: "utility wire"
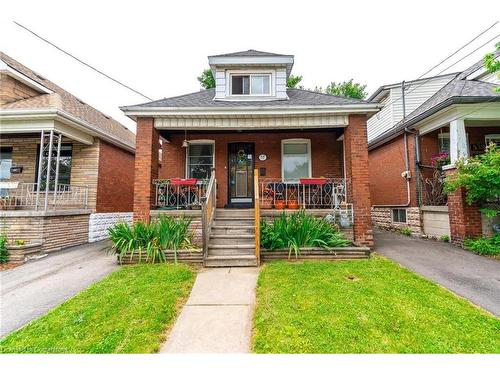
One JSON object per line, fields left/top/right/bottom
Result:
{"left": 381, "top": 22, "right": 499, "bottom": 111}
{"left": 14, "top": 21, "right": 154, "bottom": 101}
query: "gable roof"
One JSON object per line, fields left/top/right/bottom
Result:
{"left": 0, "top": 52, "right": 135, "bottom": 151}
{"left": 123, "top": 88, "right": 367, "bottom": 110}
{"left": 368, "top": 78, "right": 500, "bottom": 149}
{"left": 208, "top": 49, "right": 293, "bottom": 58}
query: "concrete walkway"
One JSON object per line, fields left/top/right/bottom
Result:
{"left": 161, "top": 267, "right": 259, "bottom": 353}
{"left": 375, "top": 230, "right": 500, "bottom": 317}
{"left": 0, "top": 241, "right": 118, "bottom": 337}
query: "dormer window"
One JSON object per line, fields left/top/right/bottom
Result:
{"left": 231, "top": 74, "right": 271, "bottom": 95}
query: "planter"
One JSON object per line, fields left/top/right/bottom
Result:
{"left": 170, "top": 178, "right": 198, "bottom": 186}
{"left": 6, "top": 241, "right": 43, "bottom": 263}
{"left": 300, "top": 178, "right": 327, "bottom": 185}
{"left": 260, "top": 199, "right": 273, "bottom": 209}
{"left": 274, "top": 200, "right": 286, "bottom": 210}
{"left": 287, "top": 200, "right": 299, "bottom": 209}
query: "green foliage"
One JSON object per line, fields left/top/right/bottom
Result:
{"left": 444, "top": 144, "right": 500, "bottom": 216}
{"left": 286, "top": 75, "right": 303, "bottom": 88}
{"left": 14, "top": 239, "right": 26, "bottom": 246}
{"left": 260, "top": 211, "right": 350, "bottom": 258}
{"left": 399, "top": 227, "right": 412, "bottom": 236}
{"left": 464, "top": 233, "right": 500, "bottom": 256}
{"left": 440, "top": 234, "right": 450, "bottom": 242}
{"left": 108, "top": 215, "right": 194, "bottom": 264}
{"left": 484, "top": 42, "right": 500, "bottom": 94}
{"left": 197, "top": 69, "right": 215, "bottom": 89}
{"left": 253, "top": 258, "right": 500, "bottom": 353}
{"left": 0, "top": 234, "right": 8, "bottom": 264}
{"left": 0, "top": 264, "right": 195, "bottom": 353}
{"left": 323, "top": 79, "right": 368, "bottom": 99}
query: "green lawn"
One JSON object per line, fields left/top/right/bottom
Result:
{"left": 0, "top": 264, "right": 195, "bottom": 353}
{"left": 253, "top": 257, "right": 500, "bottom": 353}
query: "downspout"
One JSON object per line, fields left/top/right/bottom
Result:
{"left": 373, "top": 81, "right": 412, "bottom": 208}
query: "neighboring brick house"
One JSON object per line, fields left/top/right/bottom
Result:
{"left": 0, "top": 52, "right": 135, "bottom": 258}
{"left": 121, "top": 49, "right": 380, "bottom": 266}
{"left": 367, "top": 54, "right": 500, "bottom": 245}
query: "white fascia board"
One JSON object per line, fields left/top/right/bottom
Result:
{"left": 208, "top": 55, "right": 294, "bottom": 66}
{"left": 0, "top": 61, "right": 53, "bottom": 94}
{"left": 0, "top": 108, "right": 134, "bottom": 152}
{"left": 121, "top": 104, "right": 382, "bottom": 118}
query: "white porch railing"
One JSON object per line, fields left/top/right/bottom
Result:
{"left": 0, "top": 182, "right": 89, "bottom": 210}
{"left": 259, "top": 178, "right": 350, "bottom": 209}
{"left": 154, "top": 179, "right": 209, "bottom": 210}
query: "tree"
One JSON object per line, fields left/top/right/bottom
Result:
{"left": 287, "top": 75, "right": 303, "bottom": 88}
{"left": 197, "top": 69, "right": 215, "bottom": 89}
{"left": 323, "top": 79, "right": 367, "bottom": 99}
{"left": 484, "top": 42, "right": 500, "bottom": 93}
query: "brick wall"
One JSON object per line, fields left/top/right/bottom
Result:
{"left": 96, "top": 140, "right": 135, "bottom": 212}
{"left": 0, "top": 73, "right": 40, "bottom": 105}
{"left": 133, "top": 117, "right": 159, "bottom": 222}
{"left": 369, "top": 134, "right": 418, "bottom": 206}
{"left": 345, "top": 114, "right": 373, "bottom": 247}
{"left": 159, "top": 130, "right": 344, "bottom": 207}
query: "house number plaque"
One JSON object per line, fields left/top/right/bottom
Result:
{"left": 258, "top": 154, "right": 267, "bottom": 161}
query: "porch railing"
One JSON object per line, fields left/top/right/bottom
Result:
{"left": 0, "top": 182, "right": 89, "bottom": 210}
{"left": 201, "top": 171, "right": 216, "bottom": 259}
{"left": 154, "top": 179, "right": 208, "bottom": 210}
{"left": 253, "top": 169, "right": 260, "bottom": 264}
{"left": 259, "top": 178, "right": 350, "bottom": 210}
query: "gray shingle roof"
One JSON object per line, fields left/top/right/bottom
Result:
{"left": 126, "top": 88, "right": 367, "bottom": 109}
{"left": 208, "top": 49, "right": 293, "bottom": 58}
{"left": 368, "top": 78, "right": 500, "bottom": 149}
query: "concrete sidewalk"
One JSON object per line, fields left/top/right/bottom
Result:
{"left": 161, "top": 267, "right": 259, "bottom": 353}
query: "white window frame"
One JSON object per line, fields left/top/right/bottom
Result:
{"left": 281, "top": 139, "right": 312, "bottom": 181}
{"left": 185, "top": 140, "right": 215, "bottom": 179}
{"left": 438, "top": 132, "right": 450, "bottom": 153}
{"left": 226, "top": 70, "right": 275, "bottom": 97}
{"left": 485, "top": 134, "right": 500, "bottom": 146}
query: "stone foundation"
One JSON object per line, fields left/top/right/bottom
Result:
{"left": 371, "top": 207, "right": 421, "bottom": 235}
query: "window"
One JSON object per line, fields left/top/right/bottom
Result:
{"left": 35, "top": 143, "right": 72, "bottom": 189}
{"left": 392, "top": 208, "right": 407, "bottom": 223}
{"left": 485, "top": 134, "right": 500, "bottom": 147}
{"left": 186, "top": 143, "right": 214, "bottom": 179}
{"left": 282, "top": 140, "right": 311, "bottom": 180}
{"left": 0, "top": 147, "right": 13, "bottom": 181}
{"left": 231, "top": 74, "right": 271, "bottom": 95}
{"left": 438, "top": 133, "right": 450, "bottom": 154}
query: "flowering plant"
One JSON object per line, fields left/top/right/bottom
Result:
{"left": 431, "top": 152, "right": 450, "bottom": 169}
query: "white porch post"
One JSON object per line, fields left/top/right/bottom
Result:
{"left": 449, "top": 119, "right": 468, "bottom": 164}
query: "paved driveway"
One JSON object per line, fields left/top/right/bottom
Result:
{"left": 0, "top": 241, "right": 118, "bottom": 337}
{"left": 375, "top": 230, "right": 500, "bottom": 317}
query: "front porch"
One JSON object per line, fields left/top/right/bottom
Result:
{"left": 132, "top": 115, "right": 373, "bottom": 251}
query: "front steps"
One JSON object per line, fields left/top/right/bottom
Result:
{"left": 205, "top": 209, "right": 258, "bottom": 267}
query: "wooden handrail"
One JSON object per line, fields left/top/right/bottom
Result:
{"left": 201, "top": 170, "right": 216, "bottom": 260}
{"left": 254, "top": 169, "right": 260, "bottom": 264}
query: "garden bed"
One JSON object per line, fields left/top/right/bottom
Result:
{"left": 6, "top": 241, "right": 43, "bottom": 264}
{"left": 118, "top": 249, "right": 203, "bottom": 265}
{"left": 261, "top": 246, "right": 370, "bottom": 261}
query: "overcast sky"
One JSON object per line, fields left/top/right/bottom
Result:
{"left": 2, "top": 0, "right": 499, "bottom": 131}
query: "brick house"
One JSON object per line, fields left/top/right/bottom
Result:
{"left": 367, "top": 54, "right": 500, "bottom": 245}
{"left": 121, "top": 50, "right": 380, "bottom": 266}
{"left": 0, "top": 52, "right": 135, "bottom": 259}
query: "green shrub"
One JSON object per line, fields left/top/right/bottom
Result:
{"left": 399, "top": 227, "right": 412, "bottom": 236}
{"left": 108, "top": 215, "right": 193, "bottom": 264}
{"left": 464, "top": 233, "right": 500, "bottom": 256}
{"left": 440, "top": 234, "right": 450, "bottom": 242}
{"left": 0, "top": 234, "right": 8, "bottom": 264}
{"left": 260, "top": 211, "right": 350, "bottom": 258}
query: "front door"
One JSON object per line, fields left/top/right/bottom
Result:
{"left": 228, "top": 142, "right": 254, "bottom": 207}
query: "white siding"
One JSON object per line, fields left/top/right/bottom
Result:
{"left": 275, "top": 68, "right": 288, "bottom": 99}
{"left": 214, "top": 69, "right": 226, "bottom": 99}
{"left": 367, "top": 75, "right": 454, "bottom": 142}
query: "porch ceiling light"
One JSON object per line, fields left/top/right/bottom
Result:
{"left": 182, "top": 139, "right": 189, "bottom": 148}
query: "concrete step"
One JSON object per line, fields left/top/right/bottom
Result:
{"left": 213, "top": 218, "right": 254, "bottom": 226}
{"left": 208, "top": 243, "right": 255, "bottom": 250}
{"left": 208, "top": 248, "right": 255, "bottom": 256}
{"left": 204, "top": 255, "right": 258, "bottom": 267}
{"left": 211, "top": 225, "right": 255, "bottom": 235}
{"left": 215, "top": 209, "right": 254, "bottom": 218}
{"left": 209, "top": 234, "right": 255, "bottom": 245}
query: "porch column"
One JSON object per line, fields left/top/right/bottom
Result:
{"left": 445, "top": 168, "right": 483, "bottom": 246}
{"left": 133, "top": 117, "right": 159, "bottom": 223}
{"left": 344, "top": 114, "right": 373, "bottom": 248}
{"left": 449, "top": 119, "right": 468, "bottom": 164}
